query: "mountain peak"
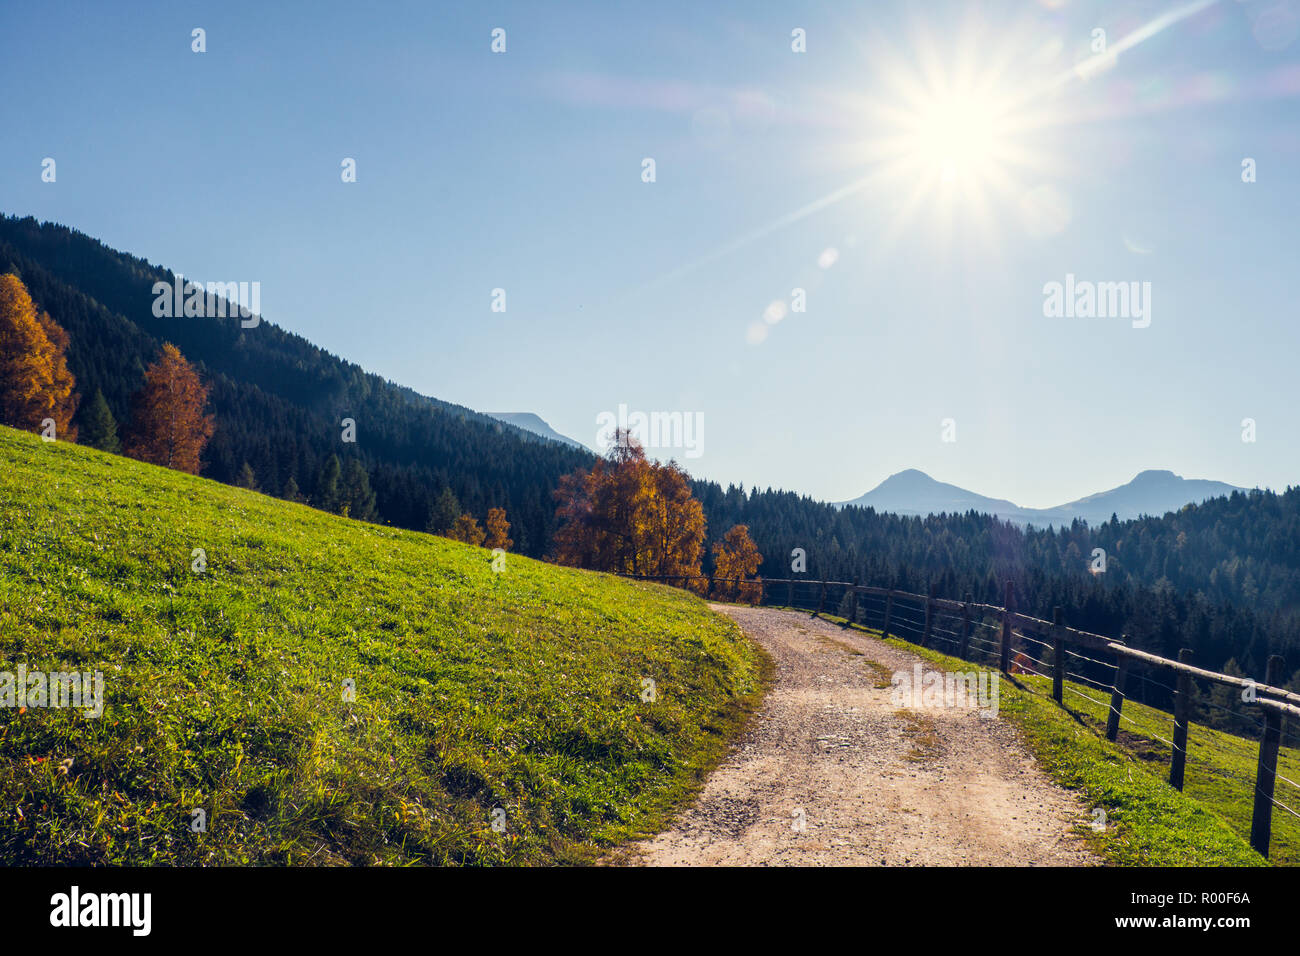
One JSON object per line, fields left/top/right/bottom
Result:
{"left": 839, "top": 467, "right": 1246, "bottom": 526}
{"left": 880, "top": 468, "right": 936, "bottom": 485}
{"left": 487, "top": 412, "right": 588, "bottom": 451}
{"left": 842, "top": 469, "right": 1018, "bottom": 516}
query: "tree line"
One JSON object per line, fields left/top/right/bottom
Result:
{"left": 694, "top": 484, "right": 1300, "bottom": 693}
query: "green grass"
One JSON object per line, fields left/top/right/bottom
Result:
{"left": 819, "top": 612, "right": 1276, "bottom": 866}
{"left": 1021, "top": 670, "right": 1300, "bottom": 866}
{"left": 0, "top": 426, "right": 765, "bottom": 865}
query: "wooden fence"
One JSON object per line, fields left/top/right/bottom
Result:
{"left": 620, "top": 572, "right": 1300, "bottom": 860}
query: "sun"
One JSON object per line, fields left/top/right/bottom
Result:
{"left": 908, "top": 90, "right": 1004, "bottom": 185}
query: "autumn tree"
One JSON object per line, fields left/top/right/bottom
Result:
{"left": 449, "top": 513, "right": 486, "bottom": 546}
{"left": 712, "top": 524, "right": 763, "bottom": 603}
{"left": 552, "top": 431, "right": 706, "bottom": 586}
{"left": 0, "top": 273, "right": 79, "bottom": 440}
{"left": 124, "top": 343, "right": 213, "bottom": 473}
{"left": 649, "top": 459, "right": 708, "bottom": 592}
{"left": 79, "top": 388, "right": 120, "bottom": 453}
{"left": 484, "top": 507, "right": 513, "bottom": 551}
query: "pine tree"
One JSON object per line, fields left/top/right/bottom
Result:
{"left": 283, "top": 475, "right": 303, "bottom": 503}
{"left": 426, "top": 486, "right": 460, "bottom": 535}
{"left": 79, "top": 388, "right": 120, "bottom": 453}
{"left": 124, "top": 343, "right": 213, "bottom": 473}
{"left": 341, "top": 458, "right": 378, "bottom": 521}
{"left": 236, "top": 462, "right": 258, "bottom": 490}
{"left": 316, "top": 455, "right": 343, "bottom": 513}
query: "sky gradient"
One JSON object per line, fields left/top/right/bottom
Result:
{"left": 3, "top": 0, "right": 1299, "bottom": 507}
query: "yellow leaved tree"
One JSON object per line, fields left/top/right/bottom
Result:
{"left": 0, "top": 273, "right": 79, "bottom": 440}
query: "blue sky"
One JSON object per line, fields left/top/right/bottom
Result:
{"left": 3, "top": 0, "right": 1299, "bottom": 506}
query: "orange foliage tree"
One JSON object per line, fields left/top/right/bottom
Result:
{"left": 124, "top": 343, "right": 214, "bottom": 473}
{"left": 712, "top": 524, "right": 764, "bottom": 604}
{"left": 552, "top": 431, "right": 706, "bottom": 589}
{"left": 0, "top": 273, "right": 79, "bottom": 440}
{"left": 484, "top": 507, "right": 513, "bottom": 551}
{"left": 448, "top": 513, "right": 486, "bottom": 546}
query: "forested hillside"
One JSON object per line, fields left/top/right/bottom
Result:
{"left": 0, "top": 215, "right": 593, "bottom": 555}
{"left": 698, "top": 484, "right": 1300, "bottom": 688}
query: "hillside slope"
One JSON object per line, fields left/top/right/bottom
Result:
{"left": 0, "top": 426, "right": 763, "bottom": 865}
{"left": 0, "top": 214, "right": 595, "bottom": 555}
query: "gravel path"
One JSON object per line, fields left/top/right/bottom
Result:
{"left": 624, "top": 605, "right": 1097, "bottom": 866}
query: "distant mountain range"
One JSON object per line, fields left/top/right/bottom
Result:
{"left": 488, "top": 413, "right": 589, "bottom": 451}
{"left": 838, "top": 468, "right": 1249, "bottom": 526}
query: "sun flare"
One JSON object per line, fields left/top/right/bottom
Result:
{"left": 828, "top": 23, "right": 1067, "bottom": 249}
{"left": 908, "top": 90, "right": 1005, "bottom": 185}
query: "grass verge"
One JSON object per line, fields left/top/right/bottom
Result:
{"left": 0, "top": 426, "right": 765, "bottom": 865}
{"left": 818, "top": 612, "right": 1269, "bottom": 866}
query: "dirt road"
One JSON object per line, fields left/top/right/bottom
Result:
{"left": 625, "top": 606, "right": 1096, "bottom": 866}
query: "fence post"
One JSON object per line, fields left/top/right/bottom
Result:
{"left": 1250, "top": 655, "right": 1287, "bottom": 859}
{"left": 815, "top": 577, "right": 826, "bottom": 617}
{"left": 922, "top": 583, "right": 935, "bottom": 648}
{"left": 787, "top": 578, "right": 794, "bottom": 608}
{"left": 959, "top": 594, "right": 971, "bottom": 661}
{"left": 846, "top": 577, "right": 859, "bottom": 628}
{"left": 1000, "top": 581, "right": 1014, "bottom": 675}
{"left": 1169, "top": 648, "right": 1194, "bottom": 791}
{"left": 1052, "top": 606, "right": 1065, "bottom": 704}
{"left": 883, "top": 589, "right": 894, "bottom": 640}
{"left": 1106, "top": 642, "right": 1128, "bottom": 742}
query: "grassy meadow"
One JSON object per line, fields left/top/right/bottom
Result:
{"left": 0, "top": 426, "right": 765, "bottom": 865}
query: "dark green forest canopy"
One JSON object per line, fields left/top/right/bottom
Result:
{"left": 696, "top": 481, "right": 1300, "bottom": 691}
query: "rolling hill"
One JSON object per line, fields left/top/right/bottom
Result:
{"left": 0, "top": 425, "right": 763, "bottom": 865}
